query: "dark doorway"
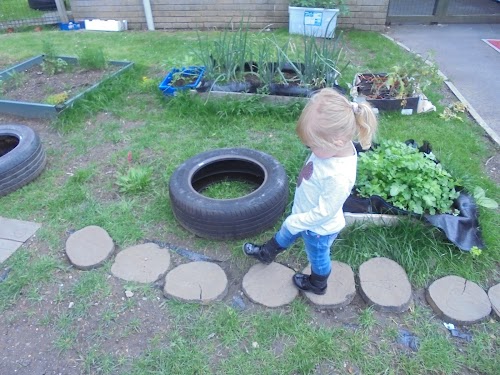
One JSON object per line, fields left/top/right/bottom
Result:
{"left": 387, "top": 0, "right": 500, "bottom": 24}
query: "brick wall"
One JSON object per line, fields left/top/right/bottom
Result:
{"left": 71, "top": 0, "right": 389, "bottom": 32}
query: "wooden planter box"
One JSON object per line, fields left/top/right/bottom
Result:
{"left": 0, "top": 55, "right": 134, "bottom": 119}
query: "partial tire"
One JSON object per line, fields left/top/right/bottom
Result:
{"left": 0, "top": 125, "right": 47, "bottom": 197}
{"left": 28, "top": 0, "right": 57, "bottom": 11}
{"left": 169, "top": 148, "right": 289, "bottom": 240}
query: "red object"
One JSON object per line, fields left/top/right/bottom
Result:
{"left": 127, "top": 151, "right": 132, "bottom": 164}
{"left": 483, "top": 39, "right": 500, "bottom": 53}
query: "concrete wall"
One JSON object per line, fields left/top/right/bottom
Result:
{"left": 71, "top": 0, "right": 389, "bottom": 32}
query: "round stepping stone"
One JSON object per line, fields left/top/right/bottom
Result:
{"left": 359, "top": 257, "right": 412, "bottom": 312}
{"left": 426, "top": 275, "right": 491, "bottom": 325}
{"left": 65, "top": 225, "right": 114, "bottom": 270}
{"left": 242, "top": 263, "right": 298, "bottom": 308}
{"left": 488, "top": 284, "right": 500, "bottom": 319}
{"left": 300, "top": 261, "right": 356, "bottom": 308}
{"left": 163, "top": 261, "right": 228, "bottom": 303}
{"left": 111, "top": 243, "right": 170, "bottom": 283}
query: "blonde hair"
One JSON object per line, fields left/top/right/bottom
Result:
{"left": 296, "top": 88, "right": 377, "bottom": 150}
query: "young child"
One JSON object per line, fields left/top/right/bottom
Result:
{"left": 243, "top": 88, "right": 378, "bottom": 295}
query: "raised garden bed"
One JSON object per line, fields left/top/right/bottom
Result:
{"left": 342, "top": 141, "right": 484, "bottom": 252}
{"left": 352, "top": 73, "right": 420, "bottom": 113}
{"left": 0, "top": 55, "right": 134, "bottom": 118}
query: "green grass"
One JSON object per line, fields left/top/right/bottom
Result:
{"left": 0, "top": 0, "right": 45, "bottom": 22}
{"left": 0, "top": 28, "right": 498, "bottom": 374}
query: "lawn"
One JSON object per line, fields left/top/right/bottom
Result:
{"left": 0, "top": 0, "right": 45, "bottom": 22}
{"left": 0, "top": 26, "right": 498, "bottom": 374}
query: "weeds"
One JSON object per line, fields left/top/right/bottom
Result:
{"left": 78, "top": 45, "right": 107, "bottom": 70}
{"left": 42, "top": 40, "right": 69, "bottom": 75}
{"left": 116, "top": 166, "right": 153, "bottom": 194}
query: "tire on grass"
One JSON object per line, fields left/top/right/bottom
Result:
{"left": 28, "top": 0, "right": 57, "bottom": 11}
{"left": 169, "top": 148, "right": 289, "bottom": 240}
{"left": 0, "top": 124, "right": 47, "bottom": 197}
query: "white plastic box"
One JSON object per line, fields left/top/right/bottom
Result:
{"left": 84, "top": 19, "right": 128, "bottom": 32}
{"left": 288, "top": 6, "right": 339, "bottom": 38}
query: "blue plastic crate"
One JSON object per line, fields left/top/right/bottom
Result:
{"left": 159, "top": 66, "right": 205, "bottom": 96}
{"left": 60, "top": 21, "right": 85, "bottom": 31}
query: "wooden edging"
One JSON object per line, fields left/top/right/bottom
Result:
{"left": 192, "top": 90, "right": 309, "bottom": 105}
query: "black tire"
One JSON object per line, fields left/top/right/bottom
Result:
{"left": 169, "top": 148, "right": 289, "bottom": 240}
{"left": 28, "top": 0, "right": 57, "bottom": 11}
{"left": 0, "top": 125, "right": 47, "bottom": 197}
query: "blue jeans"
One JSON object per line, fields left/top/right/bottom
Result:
{"left": 274, "top": 224, "right": 338, "bottom": 276}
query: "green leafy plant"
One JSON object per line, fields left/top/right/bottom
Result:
{"left": 361, "top": 56, "right": 442, "bottom": 100}
{"left": 78, "top": 46, "right": 107, "bottom": 70}
{"left": 439, "top": 101, "right": 467, "bottom": 122}
{"left": 116, "top": 167, "right": 152, "bottom": 194}
{"left": 470, "top": 246, "right": 483, "bottom": 258}
{"left": 356, "top": 140, "right": 460, "bottom": 215}
{"left": 41, "top": 40, "right": 69, "bottom": 75}
{"left": 290, "top": 0, "right": 349, "bottom": 14}
{"left": 116, "top": 152, "right": 152, "bottom": 194}
{"left": 46, "top": 91, "right": 69, "bottom": 105}
{"left": 473, "top": 186, "right": 498, "bottom": 209}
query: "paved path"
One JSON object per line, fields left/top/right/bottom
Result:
{"left": 0, "top": 217, "right": 40, "bottom": 263}
{"left": 60, "top": 225, "right": 497, "bottom": 324}
{"left": 386, "top": 24, "right": 500, "bottom": 145}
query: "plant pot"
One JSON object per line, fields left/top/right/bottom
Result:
{"left": 288, "top": 6, "right": 339, "bottom": 38}
{"left": 352, "top": 73, "right": 420, "bottom": 113}
{"left": 159, "top": 66, "right": 205, "bottom": 96}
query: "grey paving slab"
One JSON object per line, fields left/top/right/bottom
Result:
{"left": 386, "top": 24, "right": 500, "bottom": 145}
{"left": 111, "top": 243, "right": 171, "bottom": 283}
{"left": 426, "top": 275, "right": 492, "bottom": 325}
{"left": 0, "top": 239, "right": 22, "bottom": 264}
{"left": 301, "top": 261, "right": 356, "bottom": 308}
{"left": 487, "top": 283, "right": 500, "bottom": 319}
{"left": 164, "top": 261, "right": 228, "bottom": 303}
{"left": 65, "top": 226, "right": 115, "bottom": 270}
{"left": 0, "top": 217, "right": 41, "bottom": 242}
{"left": 359, "top": 257, "right": 413, "bottom": 312}
{"left": 242, "top": 263, "right": 299, "bottom": 308}
{"left": 0, "top": 217, "right": 41, "bottom": 263}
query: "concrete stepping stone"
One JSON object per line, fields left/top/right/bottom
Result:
{"left": 359, "top": 257, "right": 412, "bottom": 312}
{"left": 488, "top": 283, "right": 500, "bottom": 319}
{"left": 300, "top": 261, "right": 356, "bottom": 308}
{"left": 164, "top": 261, "right": 228, "bottom": 303}
{"left": 426, "top": 275, "right": 492, "bottom": 325}
{"left": 242, "top": 263, "right": 298, "bottom": 308}
{"left": 111, "top": 243, "right": 170, "bottom": 283}
{"left": 65, "top": 225, "right": 114, "bottom": 270}
{"left": 0, "top": 216, "right": 41, "bottom": 263}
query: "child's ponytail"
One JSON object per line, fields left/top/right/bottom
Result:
{"left": 352, "top": 101, "right": 378, "bottom": 150}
